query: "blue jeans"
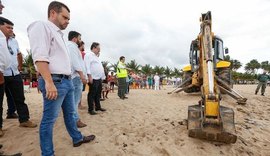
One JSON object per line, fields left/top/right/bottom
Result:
{"left": 38, "top": 76, "right": 83, "bottom": 156}
{"left": 72, "top": 76, "right": 83, "bottom": 121}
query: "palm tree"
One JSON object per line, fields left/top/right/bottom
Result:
{"left": 153, "top": 65, "right": 164, "bottom": 75}
{"left": 109, "top": 63, "right": 118, "bottom": 73}
{"left": 261, "top": 61, "right": 270, "bottom": 72}
{"left": 164, "top": 66, "right": 172, "bottom": 79}
{"left": 101, "top": 61, "right": 110, "bottom": 71}
{"left": 224, "top": 55, "right": 231, "bottom": 61}
{"left": 231, "top": 59, "right": 242, "bottom": 71}
{"left": 244, "top": 59, "right": 260, "bottom": 74}
{"left": 22, "top": 49, "right": 35, "bottom": 81}
{"left": 126, "top": 59, "right": 141, "bottom": 73}
{"left": 171, "top": 67, "right": 181, "bottom": 77}
{"left": 141, "top": 64, "right": 152, "bottom": 76}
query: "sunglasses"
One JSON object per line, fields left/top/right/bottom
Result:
{"left": 8, "top": 46, "right": 14, "bottom": 55}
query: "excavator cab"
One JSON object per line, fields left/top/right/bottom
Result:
{"left": 190, "top": 36, "right": 230, "bottom": 73}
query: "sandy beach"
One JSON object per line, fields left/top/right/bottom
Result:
{"left": 0, "top": 85, "right": 269, "bottom": 156}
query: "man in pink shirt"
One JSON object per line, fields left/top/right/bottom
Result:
{"left": 28, "top": 1, "right": 95, "bottom": 155}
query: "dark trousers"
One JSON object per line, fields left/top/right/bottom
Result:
{"left": 118, "top": 78, "right": 126, "bottom": 98}
{"left": 5, "top": 87, "right": 16, "bottom": 115}
{"left": 255, "top": 82, "right": 267, "bottom": 94}
{"left": 4, "top": 74, "right": 29, "bottom": 123}
{"left": 0, "top": 83, "right": 4, "bottom": 128}
{"left": 87, "top": 79, "right": 102, "bottom": 112}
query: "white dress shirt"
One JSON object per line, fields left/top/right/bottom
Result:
{"left": 3, "top": 37, "right": 20, "bottom": 76}
{"left": 27, "top": 21, "right": 71, "bottom": 75}
{"left": 67, "top": 41, "right": 86, "bottom": 79}
{"left": 0, "top": 31, "right": 11, "bottom": 72}
{"left": 84, "top": 52, "right": 105, "bottom": 80}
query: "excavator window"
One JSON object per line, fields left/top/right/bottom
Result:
{"left": 190, "top": 40, "right": 200, "bottom": 71}
{"left": 214, "top": 38, "right": 225, "bottom": 61}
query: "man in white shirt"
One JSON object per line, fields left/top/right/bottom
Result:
{"left": 67, "top": 31, "right": 87, "bottom": 128}
{"left": 0, "top": 0, "right": 11, "bottom": 139}
{"left": 154, "top": 73, "right": 160, "bottom": 90}
{"left": 27, "top": 1, "right": 95, "bottom": 155}
{"left": 5, "top": 35, "right": 21, "bottom": 119}
{"left": 84, "top": 42, "right": 106, "bottom": 115}
{"left": 0, "top": 16, "right": 37, "bottom": 129}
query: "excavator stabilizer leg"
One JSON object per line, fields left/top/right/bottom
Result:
{"left": 187, "top": 105, "right": 237, "bottom": 143}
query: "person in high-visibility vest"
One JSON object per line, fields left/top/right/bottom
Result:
{"left": 116, "top": 56, "right": 130, "bottom": 99}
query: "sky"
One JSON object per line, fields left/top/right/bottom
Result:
{"left": 2, "top": 0, "right": 270, "bottom": 71}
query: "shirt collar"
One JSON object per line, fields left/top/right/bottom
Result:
{"left": 47, "top": 20, "right": 63, "bottom": 36}
{"left": 68, "top": 41, "right": 78, "bottom": 47}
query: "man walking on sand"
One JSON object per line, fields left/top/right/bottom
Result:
{"left": 255, "top": 71, "right": 270, "bottom": 96}
{"left": 28, "top": 1, "right": 95, "bottom": 155}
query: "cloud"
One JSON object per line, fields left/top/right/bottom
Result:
{"left": 3, "top": 0, "right": 270, "bottom": 71}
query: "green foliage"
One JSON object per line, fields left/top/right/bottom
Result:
{"left": 126, "top": 60, "right": 141, "bottom": 73}
{"left": 261, "top": 61, "right": 270, "bottom": 72}
{"left": 22, "top": 50, "right": 35, "bottom": 74}
{"left": 244, "top": 59, "right": 260, "bottom": 74}
{"left": 101, "top": 61, "right": 110, "bottom": 73}
{"left": 141, "top": 64, "right": 152, "bottom": 76}
{"left": 153, "top": 65, "right": 164, "bottom": 75}
{"left": 164, "top": 66, "right": 172, "bottom": 78}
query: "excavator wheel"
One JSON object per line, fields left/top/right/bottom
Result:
{"left": 187, "top": 104, "right": 237, "bottom": 143}
{"left": 217, "top": 68, "right": 233, "bottom": 93}
{"left": 183, "top": 72, "right": 200, "bottom": 93}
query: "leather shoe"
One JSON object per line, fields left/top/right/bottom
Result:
{"left": 19, "top": 120, "right": 37, "bottom": 128}
{"left": 77, "top": 120, "right": 87, "bottom": 128}
{"left": 73, "top": 135, "right": 95, "bottom": 147}
{"left": 6, "top": 113, "right": 18, "bottom": 119}
{"left": 96, "top": 108, "right": 106, "bottom": 112}
{"left": 89, "top": 110, "right": 97, "bottom": 115}
{"left": 124, "top": 96, "right": 128, "bottom": 99}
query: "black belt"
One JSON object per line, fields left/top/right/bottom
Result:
{"left": 93, "top": 79, "right": 102, "bottom": 81}
{"left": 39, "top": 74, "right": 71, "bottom": 80}
{"left": 51, "top": 74, "right": 71, "bottom": 79}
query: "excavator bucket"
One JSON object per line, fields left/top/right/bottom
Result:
{"left": 187, "top": 105, "right": 237, "bottom": 143}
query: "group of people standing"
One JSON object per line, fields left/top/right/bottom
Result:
{"left": 129, "top": 73, "right": 163, "bottom": 90}
{"left": 1, "top": 1, "right": 131, "bottom": 155}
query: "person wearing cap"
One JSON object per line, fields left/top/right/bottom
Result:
{"left": 255, "top": 71, "right": 270, "bottom": 96}
{"left": 27, "top": 1, "right": 95, "bottom": 155}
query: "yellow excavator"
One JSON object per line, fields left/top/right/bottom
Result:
{"left": 169, "top": 11, "right": 247, "bottom": 143}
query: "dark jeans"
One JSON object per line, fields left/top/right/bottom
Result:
{"left": 4, "top": 74, "right": 30, "bottom": 123}
{"left": 87, "top": 79, "right": 102, "bottom": 112}
{"left": 0, "top": 83, "right": 4, "bottom": 128}
{"left": 5, "top": 86, "right": 16, "bottom": 115}
{"left": 118, "top": 78, "right": 126, "bottom": 98}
